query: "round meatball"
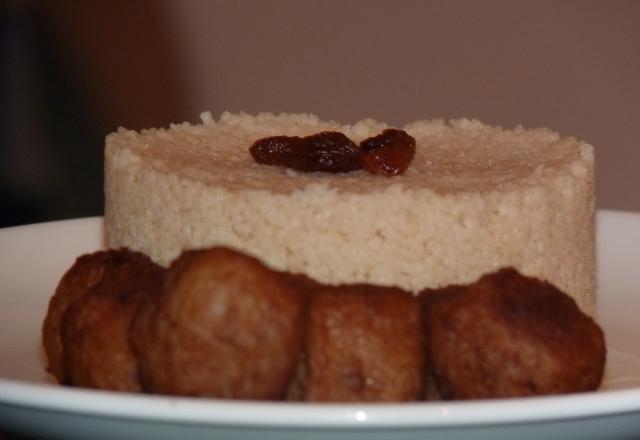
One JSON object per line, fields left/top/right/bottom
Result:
{"left": 423, "top": 268, "right": 606, "bottom": 399}
{"left": 293, "top": 284, "right": 425, "bottom": 402}
{"left": 42, "top": 249, "right": 160, "bottom": 384}
{"left": 131, "top": 247, "right": 307, "bottom": 399}
{"left": 60, "top": 250, "right": 163, "bottom": 391}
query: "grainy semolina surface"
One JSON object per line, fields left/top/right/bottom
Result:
{"left": 104, "top": 112, "right": 595, "bottom": 315}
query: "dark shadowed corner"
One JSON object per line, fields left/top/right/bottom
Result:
{"left": 0, "top": 0, "right": 190, "bottom": 227}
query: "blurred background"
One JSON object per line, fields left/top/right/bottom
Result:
{"left": 1, "top": 0, "right": 639, "bottom": 228}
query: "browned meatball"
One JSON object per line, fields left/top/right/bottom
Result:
{"left": 292, "top": 284, "right": 425, "bottom": 402}
{"left": 61, "top": 252, "right": 163, "bottom": 391}
{"left": 131, "top": 247, "right": 307, "bottom": 399}
{"left": 42, "top": 249, "right": 160, "bottom": 384}
{"left": 423, "top": 268, "right": 606, "bottom": 400}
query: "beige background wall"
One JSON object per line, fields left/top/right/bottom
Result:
{"left": 164, "top": 0, "right": 639, "bottom": 212}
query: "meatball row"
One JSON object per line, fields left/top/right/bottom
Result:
{"left": 42, "top": 247, "right": 606, "bottom": 401}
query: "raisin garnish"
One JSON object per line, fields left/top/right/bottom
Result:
{"left": 249, "top": 136, "right": 302, "bottom": 166}
{"left": 250, "top": 131, "right": 361, "bottom": 173}
{"left": 301, "top": 132, "right": 362, "bottom": 172}
{"left": 250, "top": 128, "right": 416, "bottom": 176}
{"left": 360, "top": 129, "right": 416, "bottom": 176}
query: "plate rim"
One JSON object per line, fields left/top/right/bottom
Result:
{"left": 2, "top": 377, "right": 640, "bottom": 428}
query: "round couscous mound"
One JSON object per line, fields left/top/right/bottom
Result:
{"left": 104, "top": 112, "right": 596, "bottom": 315}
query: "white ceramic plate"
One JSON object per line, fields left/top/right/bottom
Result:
{"left": 1, "top": 211, "right": 640, "bottom": 440}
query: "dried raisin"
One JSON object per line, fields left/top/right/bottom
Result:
{"left": 250, "top": 131, "right": 361, "bottom": 173}
{"left": 250, "top": 136, "right": 302, "bottom": 166}
{"left": 360, "top": 129, "right": 416, "bottom": 177}
{"left": 250, "top": 128, "right": 416, "bottom": 176}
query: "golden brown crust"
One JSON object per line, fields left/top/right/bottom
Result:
{"left": 44, "top": 245, "right": 605, "bottom": 401}
{"left": 131, "top": 247, "right": 307, "bottom": 399}
{"left": 423, "top": 268, "right": 606, "bottom": 399}
{"left": 53, "top": 250, "right": 162, "bottom": 390}
{"left": 42, "top": 250, "right": 160, "bottom": 383}
{"left": 295, "top": 284, "right": 425, "bottom": 402}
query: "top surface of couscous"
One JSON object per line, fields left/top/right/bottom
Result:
{"left": 106, "top": 112, "right": 593, "bottom": 194}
